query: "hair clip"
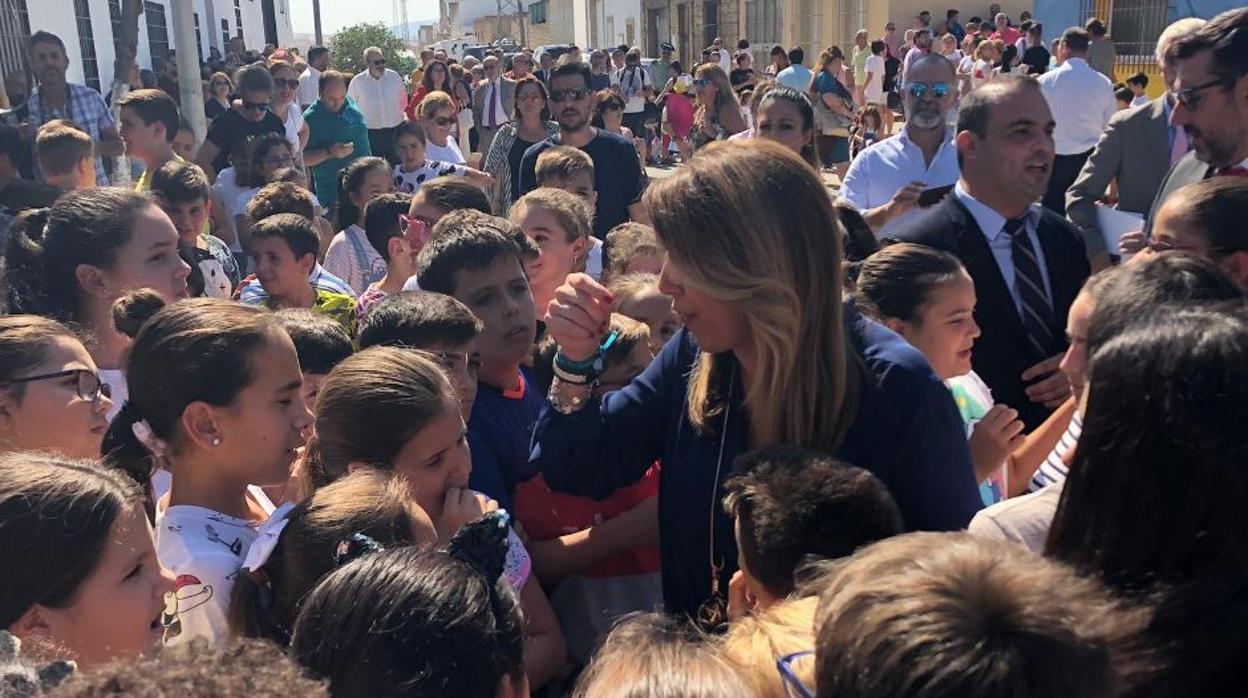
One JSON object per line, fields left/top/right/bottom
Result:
{"left": 131, "top": 418, "right": 168, "bottom": 457}
{"left": 447, "top": 510, "right": 511, "bottom": 582}
{"left": 333, "top": 532, "right": 385, "bottom": 567}
{"left": 241, "top": 502, "right": 296, "bottom": 573}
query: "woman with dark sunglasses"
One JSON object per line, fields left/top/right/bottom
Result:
{"left": 193, "top": 64, "right": 285, "bottom": 182}
{"left": 0, "top": 315, "right": 113, "bottom": 459}
{"left": 269, "top": 60, "right": 310, "bottom": 169}
{"left": 204, "top": 71, "right": 234, "bottom": 123}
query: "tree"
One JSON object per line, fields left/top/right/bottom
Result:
{"left": 330, "top": 23, "right": 418, "bottom": 79}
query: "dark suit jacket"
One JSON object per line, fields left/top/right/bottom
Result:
{"left": 1144, "top": 150, "right": 1212, "bottom": 236}
{"left": 893, "top": 194, "right": 1091, "bottom": 429}
{"left": 1067, "top": 96, "right": 1170, "bottom": 257}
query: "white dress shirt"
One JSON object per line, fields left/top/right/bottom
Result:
{"left": 347, "top": 68, "right": 406, "bottom": 129}
{"left": 297, "top": 64, "right": 321, "bottom": 107}
{"left": 954, "top": 182, "right": 1054, "bottom": 317}
{"left": 716, "top": 48, "right": 731, "bottom": 73}
{"left": 1037, "top": 57, "right": 1116, "bottom": 155}
{"left": 838, "top": 127, "right": 961, "bottom": 238}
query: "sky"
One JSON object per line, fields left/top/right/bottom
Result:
{"left": 290, "top": 0, "right": 440, "bottom": 35}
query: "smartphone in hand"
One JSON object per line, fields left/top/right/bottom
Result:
{"left": 918, "top": 183, "right": 955, "bottom": 208}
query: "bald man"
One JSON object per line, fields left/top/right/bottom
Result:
{"left": 348, "top": 45, "right": 406, "bottom": 164}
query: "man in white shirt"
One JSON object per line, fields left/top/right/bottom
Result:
{"left": 472, "top": 55, "right": 517, "bottom": 158}
{"left": 775, "top": 47, "right": 813, "bottom": 92}
{"left": 1036, "top": 27, "right": 1116, "bottom": 215}
{"left": 298, "top": 46, "right": 329, "bottom": 108}
{"left": 348, "top": 46, "right": 407, "bottom": 165}
{"left": 839, "top": 54, "right": 960, "bottom": 238}
{"left": 711, "top": 37, "right": 731, "bottom": 73}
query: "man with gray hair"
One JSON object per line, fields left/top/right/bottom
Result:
{"left": 347, "top": 45, "right": 406, "bottom": 164}
{"left": 472, "top": 55, "right": 516, "bottom": 157}
{"left": 1066, "top": 17, "right": 1206, "bottom": 269}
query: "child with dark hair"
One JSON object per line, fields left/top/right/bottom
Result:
{"left": 415, "top": 210, "right": 539, "bottom": 509}
{"left": 357, "top": 291, "right": 483, "bottom": 421}
{"left": 251, "top": 214, "right": 357, "bottom": 336}
{"left": 148, "top": 160, "right": 241, "bottom": 298}
{"left": 1125, "top": 71, "right": 1149, "bottom": 106}
{"left": 290, "top": 515, "right": 527, "bottom": 698}
{"left": 356, "top": 192, "right": 415, "bottom": 317}
{"left": 401, "top": 176, "right": 494, "bottom": 259}
{"left": 274, "top": 308, "right": 354, "bottom": 412}
{"left": 602, "top": 221, "right": 661, "bottom": 282}
{"left": 117, "top": 88, "right": 181, "bottom": 191}
{"left": 392, "top": 120, "right": 492, "bottom": 195}
{"left": 723, "top": 444, "right": 902, "bottom": 618}
{"left": 324, "top": 156, "right": 394, "bottom": 295}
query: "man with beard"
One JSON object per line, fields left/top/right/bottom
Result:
{"left": 16, "top": 31, "right": 123, "bottom": 185}
{"left": 516, "top": 61, "right": 648, "bottom": 237}
{"left": 1146, "top": 8, "right": 1248, "bottom": 236}
{"left": 839, "top": 53, "right": 961, "bottom": 238}
{"left": 894, "top": 76, "right": 1090, "bottom": 430}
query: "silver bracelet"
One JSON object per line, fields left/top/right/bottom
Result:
{"left": 548, "top": 376, "right": 595, "bottom": 415}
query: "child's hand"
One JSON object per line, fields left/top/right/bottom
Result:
{"left": 969, "top": 404, "right": 1025, "bottom": 483}
{"left": 438, "top": 488, "right": 499, "bottom": 542}
{"left": 545, "top": 274, "right": 614, "bottom": 362}
{"left": 466, "top": 168, "right": 494, "bottom": 189}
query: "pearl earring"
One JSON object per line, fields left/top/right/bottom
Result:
{"left": 212, "top": 437, "right": 221, "bottom": 446}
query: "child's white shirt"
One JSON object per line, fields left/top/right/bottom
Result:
{"left": 393, "top": 160, "right": 470, "bottom": 194}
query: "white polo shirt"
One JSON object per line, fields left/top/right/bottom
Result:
{"left": 1037, "top": 57, "right": 1116, "bottom": 155}
{"left": 347, "top": 68, "right": 406, "bottom": 129}
{"left": 297, "top": 64, "right": 321, "bottom": 107}
{"left": 837, "top": 127, "right": 960, "bottom": 238}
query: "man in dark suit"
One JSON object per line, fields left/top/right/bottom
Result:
{"left": 1145, "top": 8, "right": 1248, "bottom": 236}
{"left": 893, "top": 76, "right": 1091, "bottom": 430}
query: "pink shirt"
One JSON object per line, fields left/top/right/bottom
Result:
{"left": 665, "top": 93, "right": 695, "bottom": 138}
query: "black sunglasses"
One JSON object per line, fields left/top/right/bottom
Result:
{"left": 1, "top": 369, "right": 111, "bottom": 402}
{"left": 275, "top": 78, "right": 299, "bottom": 89}
{"left": 550, "top": 87, "right": 590, "bottom": 103}
{"left": 242, "top": 100, "right": 270, "bottom": 112}
{"left": 372, "top": 58, "right": 387, "bottom": 67}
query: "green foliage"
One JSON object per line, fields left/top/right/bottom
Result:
{"left": 330, "top": 23, "right": 418, "bottom": 79}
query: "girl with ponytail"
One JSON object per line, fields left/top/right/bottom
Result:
{"left": 4, "top": 189, "right": 191, "bottom": 418}
{"left": 291, "top": 511, "right": 528, "bottom": 698}
{"left": 104, "top": 298, "right": 311, "bottom": 646}
{"left": 322, "top": 156, "right": 392, "bottom": 295}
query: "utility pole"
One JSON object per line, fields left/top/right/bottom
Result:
{"left": 313, "top": 0, "right": 324, "bottom": 45}
{"left": 169, "top": 0, "right": 207, "bottom": 145}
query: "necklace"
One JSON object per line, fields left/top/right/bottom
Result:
{"left": 696, "top": 367, "right": 734, "bottom": 630}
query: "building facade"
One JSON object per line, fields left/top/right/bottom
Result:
{"left": 0, "top": 0, "right": 293, "bottom": 95}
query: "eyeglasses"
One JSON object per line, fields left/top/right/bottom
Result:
{"left": 776, "top": 651, "right": 816, "bottom": 698}
{"left": 907, "top": 81, "right": 951, "bottom": 98}
{"left": 275, "top": 78, "right": 300, "bottom": 89}
{"left": 430, "top": 116, "right": 456, "bottom": 126}
{"left": 693, "top": 78, "right": 711, "bottom": 87}
{"left": 242, "top": 100, "right": 270, "bottom": 113}
{"left": 211, "top": 80, "right": 230, "bottom": 88}
{"left": 549, "top": 87, "right": 590, "bottom": 103}
{"left": 1, "top": 369, "right": 111, "bottom": 402}
{"left": 371, "top": 58, "right": 387, "bottom": 67}
{"left": 1170, "top": 76, "right": 1228, "bottom": 111}
{"left": 262, "top": 154, "right": 295, "bottom": 167}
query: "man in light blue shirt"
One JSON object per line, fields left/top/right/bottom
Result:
{"left": 776, "top": 47, "right": 814, "bottom": 92}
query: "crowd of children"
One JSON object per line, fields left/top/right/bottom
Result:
{"left": 3, "top": 12, "right": 1248, "bottom": 695}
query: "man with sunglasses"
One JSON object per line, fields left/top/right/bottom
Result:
{"left": 194, "top": 64, "right": 285, "bottom": 181}
{"left": 839, "top": 54, "right": 960, "bottom": 239}
{"left": 348, "top": 46, "right": 407, "bottom": 166}
{"left": 1146, "top": 8, "right": 1248, "bottom": 236}
{"left": 517, "top": 61, "right": 649, "bottom": 237}
{"left": 1035, "top": 27, "right": 1116, "bottom": 216}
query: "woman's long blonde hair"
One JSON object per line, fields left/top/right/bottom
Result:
{"left": 694, "top": 64, "right": 740, "bottom": 117}
{"left": 720, "top": 597, "right": 818, "bottom": 698}
{"left": 644, "top": 139, "right": 860, "bottom": 451}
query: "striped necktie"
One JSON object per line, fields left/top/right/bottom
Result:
{"left": 1005, "top": 216, "right": 1054, "bottom": 356}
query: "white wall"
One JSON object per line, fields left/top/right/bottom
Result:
{"left": 590, "top": 0, "right": 640, "bottom": 48}
{"left": 26, "top": 0, "right": 293, "bottom": 93}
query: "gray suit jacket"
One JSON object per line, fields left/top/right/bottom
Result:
{"left": 1066, "top": 97, "right": 1170, "bottom": 257}
{"left": 1144, "top": 150, "right": 1212, "bottom": 236}
{"left": 472, "top": 77, "right": 517, "bottom": 128}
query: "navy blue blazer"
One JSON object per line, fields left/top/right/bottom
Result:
{"left": 530, "top": 307, "right": 981, "bottom": 619}
{"left": 892, "top": 194, "right": 1090, "bottom": 429}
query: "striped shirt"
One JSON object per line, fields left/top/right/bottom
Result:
{"left": 25, "top": 83, "right": 115, "bottom": 185}
{"left": 1028, "top": 411, "right": 1082, "bottom": 492}
{"left": 236, "top": 263, "right": 354, "bottom": 305}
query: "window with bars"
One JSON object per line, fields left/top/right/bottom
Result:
{"left": 530, "top": 0, "right": 547, "bottom": 25}
{"left": 145, "top": 1, "right": 169, "bottom": 72}
{"left": 109, "top": 0, "right": 123, "bottom": 52}
{"left": 222, "top": 18, "right": 231, "bottom": 48}
{"left": 234, "top": 0, "right": 245, "bottom": 39}
{"left": 702, "top": 0, "right": 718, "bottom": 51}
{"left": 0, "top": 0, "right": 31, "bottom": 83}
{"left": 74, "top": 0, "right": 101, "bottom": 91}
{"left": 745, "top": 0, "right": 779, "bottom": 44}
{"left": 193, "top": 12, "right": 203, "bottom": 62}
{"left": 1109, "top": 0, "right": 1168, "bottom": 61}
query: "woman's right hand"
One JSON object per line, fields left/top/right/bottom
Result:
{"left": 545, "top": 273, "right": 614, "bottom": 362}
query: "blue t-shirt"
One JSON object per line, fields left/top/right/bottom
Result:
{"left": 467, "top": 368, "right": 544, "bottom": 509}
{"left": 776, "top": 64, "right": 814, "bottom": 92}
